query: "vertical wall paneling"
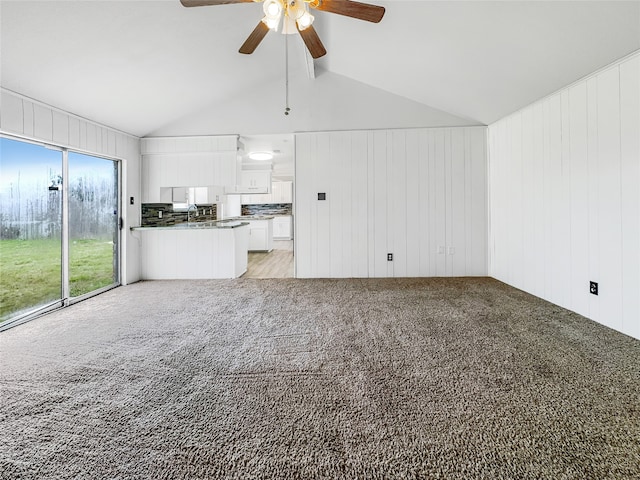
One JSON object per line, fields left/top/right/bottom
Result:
{"left": 52, "top": 110, "right": 69, "bottom": 146}
{"left": 619, "top": 56, "right": 640, "bottom": 339}
{"left": 372, "top": 130, "right": 388, "bottom": 277}
{"left": 68, "top": 117, "right": 80, "bottom": 149}
{"left": 405, "top": 130, "right": 421, "bottom": 277}
{"left": 391, "top": 130, "right": 407, "bottom": 277}
{"left": 33, "top": 104, "right": 53, "bottom": 141}
{"left": 78, "top": 120, "right": 87, "bottom": 150}
{"left": 434, "top": 130, "right": 448, "bottom": 276}
{"left": 559, "top": 91, "right": 572, "bottom": 310}
{"left": 0, "top": 91, "right": 24, "bottom": 134}
{"left": 22, "top": 100, "right": 35, "bottom": 137}
{"left": 351, "top": 131, "right": 369, "bottom": 278}
{"left": 548, "top": 95, "right": 566, "bottom": 305}
{"left": 316, "top": 133, "right": 332, "bottom": 278}
{"left": 417, "top": 130, "right": 431, "bottom": 275}
{"left": 488, "top": 52, "right": 640, "bottom": 340}
{"left": 469, "top": 127, "right": 488, "bottom": 276}
{"left": 585, "top": 76, "right": 601, "bottom": 323}
{"left": 107, "top": 130, "right": 117, "bottom": 157}
{"left": 450, "top": 128, "right": 467, "bottom": 276}
{"left": 294, "top": 134, "right": 312, "bottom": 278}
{"left": 86, "top": 123, "right": 97, "bottom": 152}
{"left": 531, "top": 103, "right": 546, "bottom": 298}
{"left": 308, "top": 134, "right": 320, "bottom": 278}
{"left": 295, "top": 126, "right": 488, "bottom": 279}
{"left": 328, "top": 132, "right": 345, "bottom": 277}
{"left": 463, "top": 128, "right": 474, "bottom": 277}
{"left": 597, "top": 67, "right": 623, "bottom": 331}
{"left": 385, "top": 132, "right": 395, "bottom": 277}
{"left": 568, "top": 81, "right": 591, "bottom": 318}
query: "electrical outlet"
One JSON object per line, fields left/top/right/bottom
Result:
{"left": 158, "top": 211, "right": 163, "bottom": 219}
{"left": 590, "top": 281, "right": 598, "bottom": 296}
{"left": 130, "top": 196, "right": 134, "bottom": 205}
{"left": 387, "top": 253, "right": 393, "bottom": 261}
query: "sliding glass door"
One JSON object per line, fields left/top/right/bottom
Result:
{"left": 0, "top": 138, "right": 63, "bottom": 322}
{"left": 0, "top": 136, "right": 120, "bottom": 327}
{"left": 68, "top": 152, "right": 119, "bottom": 299}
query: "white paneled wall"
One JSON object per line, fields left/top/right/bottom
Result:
{"left": 295, "top": 127, "right": 488, "bottom": 279}
{"left": 488, "top": 52, "right": 640, "bottom": 340}
{"left": 0, "top": 89, "right": 142, "bottom": 284}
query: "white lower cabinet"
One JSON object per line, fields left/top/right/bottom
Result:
{"left": 272, "top": 216, "right": 292, "bottom": 240}
{"left": 138, "top": 225, "right": 249, "bottom": 279}
{"left": 247, "top": 219, "right": 273, "bottom": 252}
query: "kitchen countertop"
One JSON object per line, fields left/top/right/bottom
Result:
{"left": 131, "top": 220, "right": 249, "bottom": 231}
{"left": 228, "top": 215, "right": 275, "bottom": 220}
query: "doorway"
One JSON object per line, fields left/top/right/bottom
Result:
{"left": 238, "top": 133, "right": 295, "bottom": 279}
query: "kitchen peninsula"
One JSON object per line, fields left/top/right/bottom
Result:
{"left": 132, "top": 220, "right": 249, "bottom": 279}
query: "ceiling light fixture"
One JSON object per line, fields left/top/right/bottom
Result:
{"left": 260, "top": 0, "right": 316, "bottom": 34}
{"left": 249, "top": 152, "right": 274, "bottom": 161}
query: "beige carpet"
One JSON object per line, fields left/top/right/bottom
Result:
{"left": 0, "top": 277, "right": 639, "bottom": 479}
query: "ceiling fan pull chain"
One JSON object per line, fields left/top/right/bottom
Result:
{"left": 284, "top": 25, "right": 291, "bottom": 116}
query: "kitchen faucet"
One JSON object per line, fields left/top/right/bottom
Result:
{"left": 187, "top": 204, "right": 198, "bottom": 223}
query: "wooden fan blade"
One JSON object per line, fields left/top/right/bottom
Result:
{"left": 181, "top": 0, "right": 255, "bottom": 7}
{"left": 297, "top": 25, "right": 327, "bottom": 59}
{"left": 314, "top": 0, "right": 385, "bottom": 23}
{"left": 239, "top": 21, "right": 270, "bottom": 54}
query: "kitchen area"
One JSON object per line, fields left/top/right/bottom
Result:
{"left": 132, "top": 134, "right": 294, "bottom": 279}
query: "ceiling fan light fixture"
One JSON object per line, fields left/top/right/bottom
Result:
{"left": 297, "top": 12, "right": 315, "bottom": 31}
{"left": 262, "top": 15, "right": 281, "bottom": 30}
{"left": 262, "top": 0, "right": 283, "bottom": 31}
{"left": 263, "top": 0, "right": 283, "bottom": 19}
{"left": 248, "top": 151, "right": 274, "bottom": 161}
{"left": 297, "top": 11, "right": 314, "bottom": 30}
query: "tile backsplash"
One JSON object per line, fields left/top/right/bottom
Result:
{"left": 242, "top": 203, "right": 292, "bottom": 216}
{"left": 141, "top": 203, "right": 217, "bottom": 227}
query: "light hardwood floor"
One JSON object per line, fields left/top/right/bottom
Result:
{"left": 243, "top": 240, "right": 294, "bottom": 278}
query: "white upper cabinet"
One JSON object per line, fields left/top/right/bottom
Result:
{"left": 272, "top": 181, "right": 293, "bottom": 203}
{"left": 242, "top": 170, "right": 271, "bottom": 191}
{"left": 141, "top": 135, "right": 238, "bottom": 202}
{"left": 241, "top": 181, "right": 292, "bottom": 204}
{"left": 227, "top": 169, "right": 272, "bottom": 194}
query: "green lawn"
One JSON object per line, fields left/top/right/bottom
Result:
{"left": 0, "top": 238, "right": 115, "bottom": 322}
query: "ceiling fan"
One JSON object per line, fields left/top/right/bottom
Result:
{"left": 180, "top": 0, "right": 385, "bottom": 59}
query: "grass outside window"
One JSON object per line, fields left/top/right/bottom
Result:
{"left": 0, "top": 238, "right": 115, "bottom": 322}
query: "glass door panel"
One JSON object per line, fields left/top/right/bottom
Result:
{"left": 0, "top": 137, "right": 63, "bottom": 323}
{"left": 67, "top": 152, "right": 119, "bottom": 298}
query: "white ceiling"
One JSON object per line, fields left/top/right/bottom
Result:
{"left": 1, "top": 0, "right": 639, "bottom": 138}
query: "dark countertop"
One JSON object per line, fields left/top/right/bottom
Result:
{"left": 227, "top": 215, "right": 275, "bottom": 220}
{"left": 131, "top": 220, "right": 249, "bottom": 231}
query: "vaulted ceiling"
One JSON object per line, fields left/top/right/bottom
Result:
{"left": 1, "top": 1, "right": 639, "bottom": 137}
